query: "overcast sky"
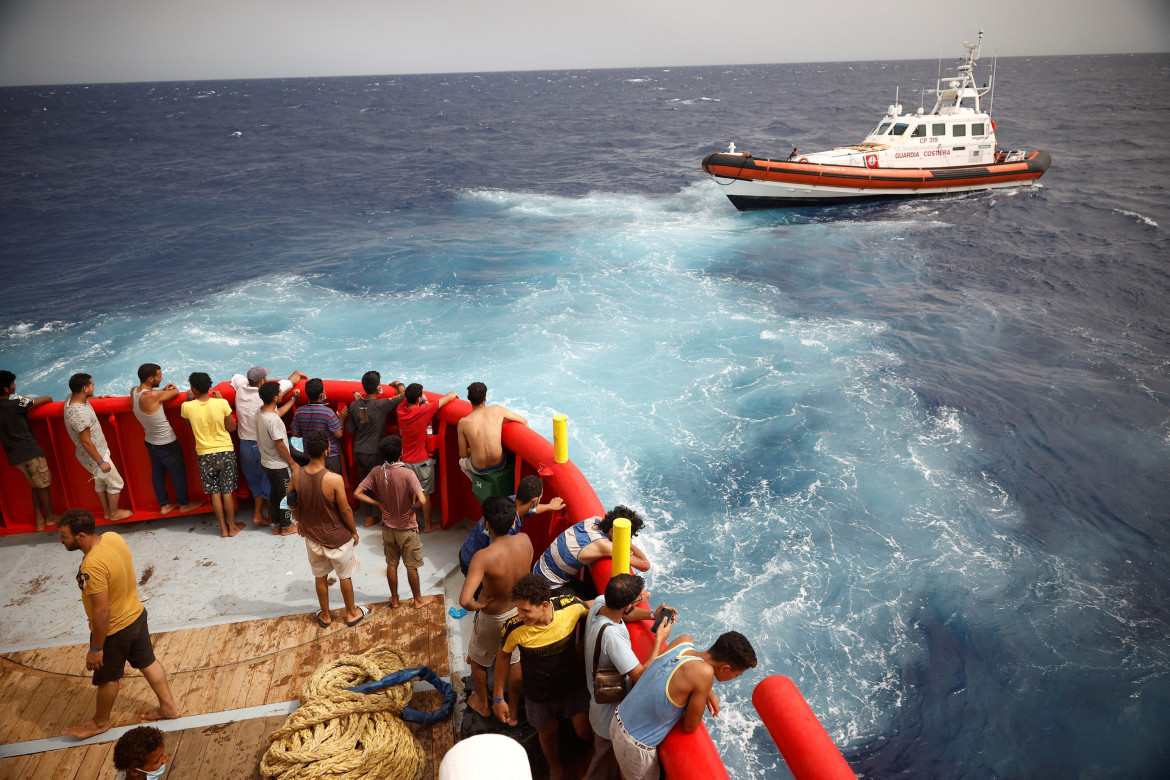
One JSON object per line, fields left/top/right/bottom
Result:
{"left": 1, "top": 0, "right": 1168, "bottom": 87}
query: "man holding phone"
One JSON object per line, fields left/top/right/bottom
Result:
{"left": 583, "top": 573, "right": 674, "bottom": 780}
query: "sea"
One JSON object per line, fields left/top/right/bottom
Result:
{"left": 2, "top": 52, "right": 1169, "bottom": 779}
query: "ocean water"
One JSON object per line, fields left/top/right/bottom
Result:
{"left": 3, "top": 53, "right": 1170, "bottom": 778}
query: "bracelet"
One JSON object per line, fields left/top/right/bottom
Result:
{"left": 491, "top": 697, "right": 505, "bottom": 704}
{"left": 90, "top": 647, "right": 103, "bottom": 653}
{"left": 98, "top": 461, "right": 107, "bottom": 467}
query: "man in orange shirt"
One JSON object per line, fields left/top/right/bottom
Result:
{"left": 58, "top": 509, "right": 180, "bottom": 739}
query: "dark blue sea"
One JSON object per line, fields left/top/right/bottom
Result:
{"left": 3, "top": 53, "right": 1169, "bottom": 778}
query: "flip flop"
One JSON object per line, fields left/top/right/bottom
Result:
{"left": 346, "top": 605, "right": 371, "bottom": 627}
{"left": 315, "top": 610, "right": 331, "bottom": 629}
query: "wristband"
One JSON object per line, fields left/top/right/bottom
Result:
{"left": 90, "top": 647, "right": 103, "bottom": 652}
{"left": 491, "top": 697, "right": 505, "bottom": 704}
{"left": 98, "top": 461, "right": 107, "bottom": 467}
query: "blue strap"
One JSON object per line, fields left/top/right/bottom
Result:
{"left": 346, "top": 665, "right": 455, "bottom": 725}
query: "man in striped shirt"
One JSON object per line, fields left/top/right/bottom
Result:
{"left": 533, "top": 505, "right": 651, "bottom": 598}
{"left": 290, "top": 378, "right": 347, "bottom": 474}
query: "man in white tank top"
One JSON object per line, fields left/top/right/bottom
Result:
{"left": 132, "top": 364, "right": 201, "bottom": 515}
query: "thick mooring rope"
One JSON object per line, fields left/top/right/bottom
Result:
{"left": 260, "top": 645, "right": 427, "bottom": 780}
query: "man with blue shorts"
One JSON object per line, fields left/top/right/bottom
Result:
{"left": 231, "top": 366, "right": 303, "bottom": 525}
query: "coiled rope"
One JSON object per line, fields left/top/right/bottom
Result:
{"left": 260, "top": 645, "right": 434, "bottom": 780}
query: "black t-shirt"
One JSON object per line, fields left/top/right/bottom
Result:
{"left": 346, "top": 396, "right": 405, "bottom": 455}
{"left": 0, "top": 397, "right": 45, "bottom": 466}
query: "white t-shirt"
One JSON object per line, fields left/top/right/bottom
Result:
{"left": 256, "top": 410, "right": 291, "bottom": 470}
{"left": 231, "top": 375, "right": 292, "bottom": 441}
{"left": 584, "top": 596, "right": 641, "bottom": 739}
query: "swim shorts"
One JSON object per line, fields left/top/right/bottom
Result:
{"left": 197, "top": 451, "right": 238, "bottom": 495}
{"left": 93, "top": 608, "right": 156, "bottom": 686}
{"left": 467, "top": 606, "right": 520, "bottom": 667}
{"left": 404, "top": 458, "right": 436, "bottom": 493}
{"left": 306, "top": 537, "right": 361, "bottom": 579}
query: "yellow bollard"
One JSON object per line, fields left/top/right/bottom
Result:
{"left": 611, "top": 518, "right": 631, "bottom": 577}
{"left": 553, "top": 414, "right": 568, "bottom": 464}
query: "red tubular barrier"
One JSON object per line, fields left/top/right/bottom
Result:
{"left": 752, "top": 675, "right": 857, "bottom": 780}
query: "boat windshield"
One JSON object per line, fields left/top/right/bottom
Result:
{"left": 891, "top": 123, "right": 910, "bottom": 136}
{"left": 875, "top": 122, "right": 892, "bottom": 135}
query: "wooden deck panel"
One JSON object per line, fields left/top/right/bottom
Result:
{"left": 0, "top": 692, "right": 452, "bottom": 780}
{"left": 0, "top": 598, "right": 453, "bottom": 779}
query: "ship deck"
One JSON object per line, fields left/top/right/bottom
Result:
{"left": 0, "top": 511, "right": 473, "bottom": 780}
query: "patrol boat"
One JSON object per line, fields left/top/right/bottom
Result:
{"left": 701, "top": 31, "right": 1051, "bottom": 209}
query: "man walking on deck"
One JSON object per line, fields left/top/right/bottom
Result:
{"left": 534, "top": 505, "right": 651, "bottom": 598}
{"left": 64, "top": 373, "right": 132, "bottom": 523}
{"left": 59, "top": 509, "right": 181, "bottom": 739}
{"left": 231, "top": 366, "right": 304, "bottom": 525}
{"left": 610, "top": 630, "right": 757, "bottom": 780}
{"left": 290, "top": 378, "right": 347, "bottom": 475}
{"left": 457, "top": 381, "right": 527, "bottom": 482}
{"left": 131, "top": 364, "right": 200, "bottom": 516}
{"left": 397, "top": 382, "right": 457, "bottom": 532}
{"left": 459, "top": 494, "right": 533, "bottom": 723}
{"left": 0, "top": 370, "right": 57, "bottom": 529}
{"left": 493, "top": 573, "right": 594, "bottom": 780}
{"left": 348, "top": 371, "right": 406, "bottom": 527}
{"left": 288, "top": 431, "right": 365, "bottom": 627}
{"left": 181, "top": 372, "right": 244, "bottom": 538}
{"left": 354, "top": 435, "right": 437, "bottom": 609}
{"left": 256, "top": 381, "right": 301, "bottom": 536}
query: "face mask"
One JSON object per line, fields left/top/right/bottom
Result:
{"left": 143, "top": 763, "right": 167, "bottom": 780}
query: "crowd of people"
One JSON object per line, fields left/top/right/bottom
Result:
{"left": 2, "top": 365, "right": 757, "bottom": 779}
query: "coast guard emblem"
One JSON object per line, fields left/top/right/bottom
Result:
{"left": 865, "top": 154, "right": 879, "bottom": 168}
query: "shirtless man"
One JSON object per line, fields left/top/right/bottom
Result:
{"left": 456, "top": 381, "right": 528, "bottom": 482}
{"left": 131, "top": 364, "right": 200, "bottom": 516}
{"left": 459, "top": 494, "right": 533, "bottom": 722}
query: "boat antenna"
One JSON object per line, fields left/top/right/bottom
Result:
{"left": 987, "top": 53, "right": 997, "bottom": 117}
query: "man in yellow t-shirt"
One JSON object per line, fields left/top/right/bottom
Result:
{"left": 58, "top": 509, "right": 180, "bottom": 739}
{"left": 180, "top": 371, "right": 244, "bottom": 537}
{"left": 493, "top": 573, "right": 594, "bottom": 780}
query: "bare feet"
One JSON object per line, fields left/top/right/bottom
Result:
{"left": 423, "top": 523, "right": 442, "bottom": 533}
{"left": 389, "top": 594, "right": 400, "bottom": 609}
{"left": 280, "top": 524, "right": 299, "bottom": 536}
{"left": 179, "top": 501, "right": 202, "bottom": 513}
{"left": 64, "top": 719, "right": 110, "bottom": 739}
{"left": 413, "top": 594, "right": 437, "bottom": 609}
{"left": 159, "top": 503, "right": 178, "bottom": 515}
{"left": 467, "top": 690, "right": 491, "bottom": 718}
{"left": 253, "top": 516, "right": 272, "bottom": 526}
{"left": 363, "top": 516, "right": 379, "bottom": 528}
{"left": 227, "top": 521, "right": 246, "bottom": 537}
{"left": 35, "top": 514, "right": 45, "bottom": 531}
{"left": 141, "top": 705, "right": 181, "bottom": 722}
{"left": 108, "top": 509, "right": 133, "bottom": 522}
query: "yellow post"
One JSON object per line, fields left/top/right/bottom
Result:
{"left": 553, "top": 414, "right": 568, "bottom": 464}
{"left": 611, "top": 518, "right": 631, "bottom": 577}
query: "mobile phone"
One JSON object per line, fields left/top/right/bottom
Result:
{"left": 651, "top": 607, "right": 676, "bottom": 633}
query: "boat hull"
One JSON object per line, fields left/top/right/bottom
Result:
{"left": 702, "top": 150, "right": 1051, "bottom": 210}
